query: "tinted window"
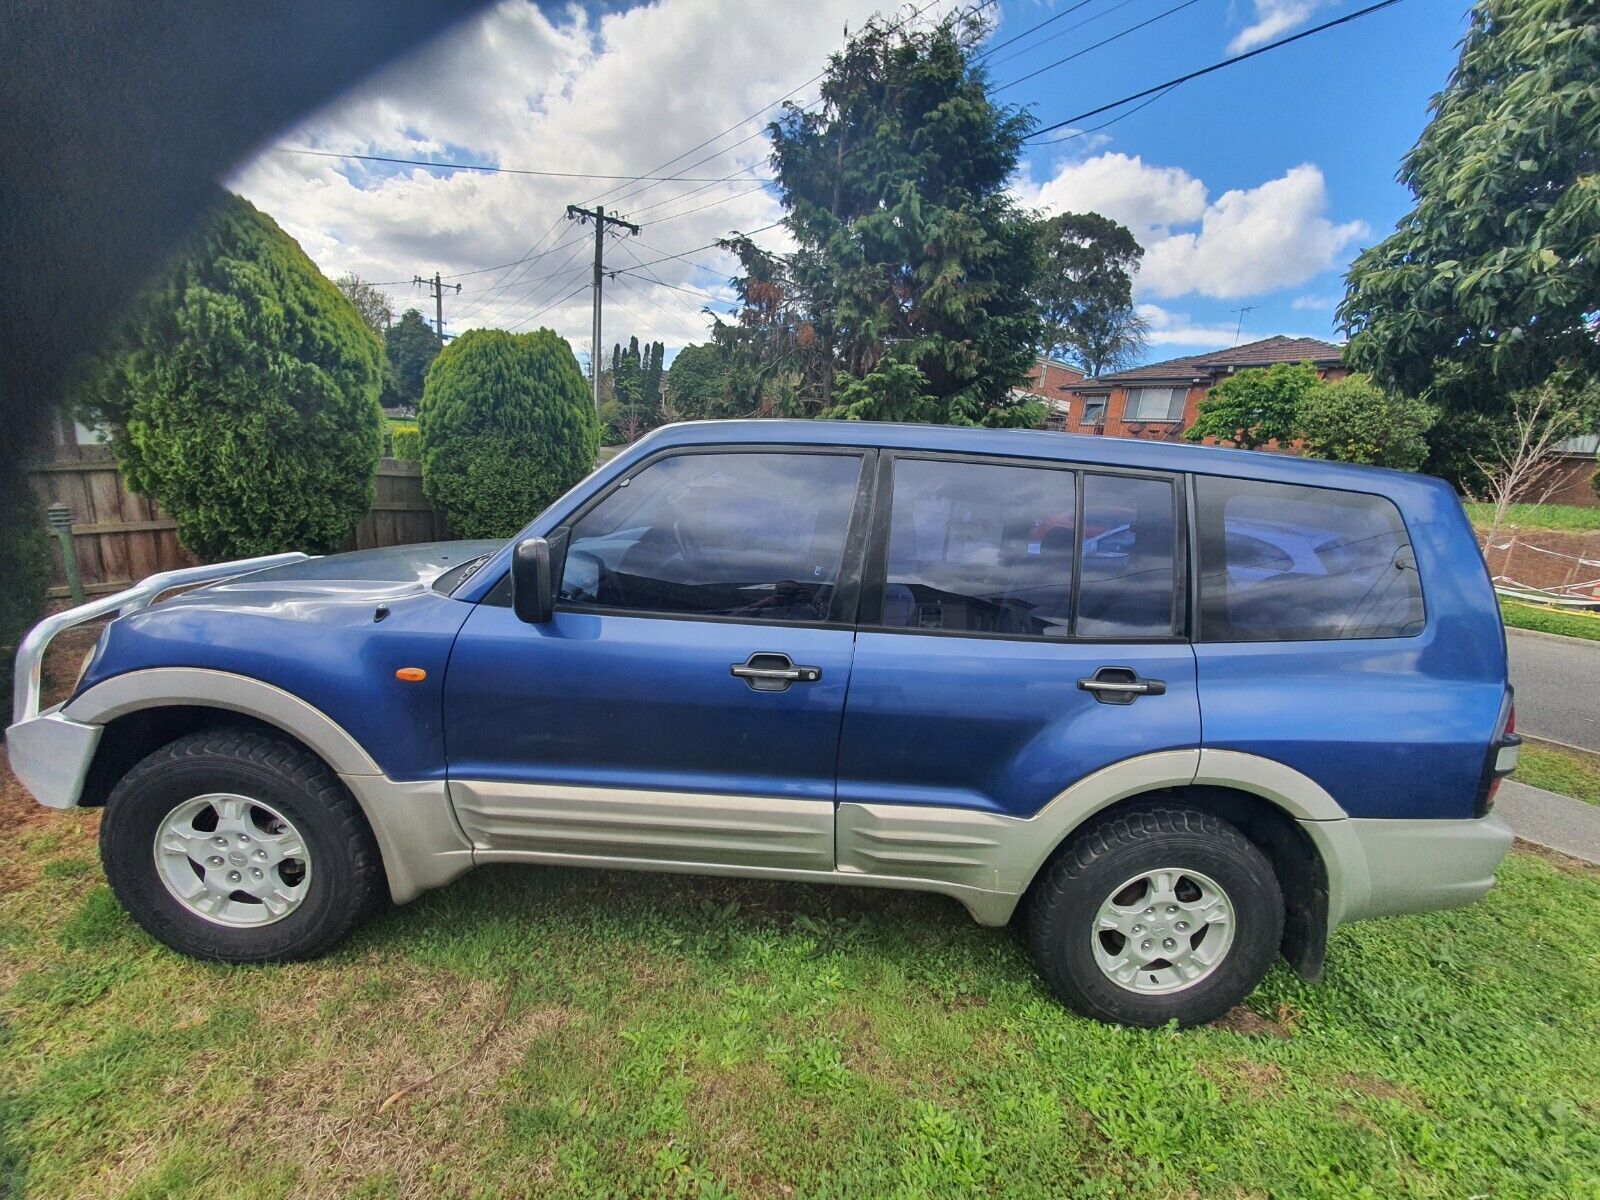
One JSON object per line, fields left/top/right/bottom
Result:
{"left": 877, "top": 459, "right": 1077, "bottom": 637}
{"left": 1195, "top": 476, "right": 1424, "bottom": 641}
{"left": 1076, "top": 474, "right": 1178, "bottom": 637}
{"left": 561, "top": 452, "right": 862, "bottom": 622}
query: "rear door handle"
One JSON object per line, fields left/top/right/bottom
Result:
{"left": 1078, "top": 666, "right": 1166, "bottom": 705}
{"left": 731, "top": 652, "right": 821, "bottom": 692}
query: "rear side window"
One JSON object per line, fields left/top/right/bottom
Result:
{"left": 878, "top": 459, "right": 1077, "bottom": 637}
{"left": 1194, "top": 476, "right": 1424, "bottom": 641}
{"left": 871, "top": 458, "right": 1178, "bottom": 640}
{"left": 1076, "top": 474, "right": 1179, "bottom": 638}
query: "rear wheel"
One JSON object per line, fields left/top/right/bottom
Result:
{"left": 1025, "top": 805, "right": 1283, "bottom": 1028}
{"left": 99, "top": 728, "right": 382, "bottom": 962}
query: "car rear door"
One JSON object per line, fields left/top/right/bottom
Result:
{"left": 835, "top": 452, "right": 1200, "bottom": 822}
{"left": 444, "top": 446, "right": 873, "bottom": 871}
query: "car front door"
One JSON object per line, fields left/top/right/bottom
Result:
{"left": 835, "top": 454, "right": 1200, "bottom": 828}
{"left": 443, "top": 447, "right": 871, "bottom": 872}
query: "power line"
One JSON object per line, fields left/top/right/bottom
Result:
{"left": 1030, "top": 83, "right": 1178, "bottom": 145}
{"left": 440, "top": 0, "right": 963, "bottom": 312}
{"left": 624, "top": 220, "right": 785, "bottom": 274}
{"left": 279, "top": 148, "right": 764, "bottom": 183}
{"left": 638, "top": 182, "right": 775, "bottom": 227}
{"left": 611, "top": 273, "right": 715, "bottom": 342}
{"left": 993, "top": 0, "right": 1203, "bottom": 94}
{"left": 973, "top": 0, "right": 1102, "bottom": 62}
{"left": 449, "top": 213, "right": 575, "bottom": 322}
{"left": 1026, "top": 0, "right": 1406, "bottom": 140}
{"left": 613, "top": 241, "right": 736, "bottom": 307}
{"left": 587, "top": 0, "right": 962, "bottom": 217}
{"left": 452, "top": 219, "right": 589, "bottom": 323}
{"left": 503, "top": 280, "right": 593, "bottom": 333}
{"left": 981, "top": 0, "right": 1144, "bottom": 73}
{"left": 616, "top": 271, "right": 734, "bottom": 306}
{"left": 483, "top": 248, "right": 592, "bottom": 325}
{"left": 630, "top": 234, "right": 728, "bottom": 279}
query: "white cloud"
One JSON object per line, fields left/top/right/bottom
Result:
{"left": 1023, "top": 152, "right": 1206, "bottom": 230}
{"left": 1018, "top": 153, "right": 1367, "bottom": 300}
{"left": 1229, "top": 0, "right": 1324, "bottom": 53}
{"left": 1290, "top": 292, "right": 1340, "bottom": 310}
{"left": 228, "top": 0, "right": 948, "bottom": 358}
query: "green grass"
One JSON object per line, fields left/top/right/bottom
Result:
{"left": 4, "top": 810, "right": 1600, "bottom": 1198}
{"left": 1500, "top": 597, "right": 1600, "bottom": 641}
{"left": 1516, "top": 740, "right": 1600, "bottom": 806}
{"left": 1466, "top": 500, "right": 1600, "bottom": 532}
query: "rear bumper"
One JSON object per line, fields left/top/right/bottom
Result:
{"left": 5, "top": 707, "right": 102, "bottom": 810}
{"left": 1306, "top": 812, "right": 1516, "bottom": 928}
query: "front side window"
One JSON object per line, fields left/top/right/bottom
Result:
{"left": 560, "top": 451, "right": 863, "bottom": 623}
{"left": 1083, "top": 399, "right": 1107, "bottom": 426}
{"left": 1195, "top": 476, "right": 1424, "bottom": 641}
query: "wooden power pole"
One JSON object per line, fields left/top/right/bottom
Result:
{"left": 414, "top": 272, "right": 462, "bottom": 339}
{"left": 565, "top": 204, "right": 640, "bottom": 414}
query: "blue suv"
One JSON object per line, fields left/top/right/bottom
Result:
{"left": 7, "top": 420, "right": 1520, "bottom": 1027}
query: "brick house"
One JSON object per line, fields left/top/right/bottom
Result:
{"left": 1012, "top": 357, "right": 1086, "bottom": 430}
{"left": 1056, "top": 335, "right": 1348, "bottom": 442}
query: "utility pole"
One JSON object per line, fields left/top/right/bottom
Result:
{"left": 414, "top": 272, "right": 462, "bottom": 340}
{"left": 566, "top": 203, "right": 640, "bottom": 414}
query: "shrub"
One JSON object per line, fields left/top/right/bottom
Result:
{"left": 1296, "top": 374, "right": 1436, "bottom": 471}
{"left": 390, "top": 422, "right": 421, "bottom": 461}
{"left": 76, "top": 192, "right": 383, "bottom": 560}
{"left": 0, "top": 468, "right": 51, "bottom": 703}
{"left": 418, "top": 328, "right": 599, "bottom": 539}
{"left": 1186, "top": 363, "right": 1317, "bottom": 450}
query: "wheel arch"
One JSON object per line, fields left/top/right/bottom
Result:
{"left": 64, "top": 669, "right": 472, "bottom": 905}
{"left": 66, "top": 669, "right": 381, "bottom": 787}
{"left": 1010, "top": 749, "right": 1343, "bottom": 980}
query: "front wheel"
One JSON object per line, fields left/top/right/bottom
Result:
{"left": 99, "top": 728, "right": 382, "bottom": 962}
{"left": 1025, "top": 805, "right": 1283, "bottom": 1028}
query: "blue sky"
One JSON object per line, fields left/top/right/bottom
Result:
{"left": 1000, "top": 0, "right": 1469, "bottom": 352}
{"left": 230, "top": 0, "right": 1472, "bottom": 367}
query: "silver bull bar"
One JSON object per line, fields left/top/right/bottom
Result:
{"left": 10, "top": 552, "right": 310, "bottom": 727}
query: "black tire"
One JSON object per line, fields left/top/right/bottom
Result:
{"left": 99, "top": 728, "right": 382, "bottom": 963}
{"left": 1025, "top": 804, "right": 1283, "bottom": 1028}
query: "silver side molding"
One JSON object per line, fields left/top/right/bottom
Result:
{"left": 11, "top": 551, "right": 310, "bottom": 725}
{"left": 451, "top": 781, "right": 836, "bottom": 872}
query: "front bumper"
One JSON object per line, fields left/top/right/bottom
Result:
{"left": 5, "top": 707, "right": 102, "bottom": 810}
{"left": 1308, "top": 812, "right": 1517, "bottom": 928}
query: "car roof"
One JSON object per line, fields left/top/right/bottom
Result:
{"left": 638, "top": 419, "right": 1453, "bottom": 502}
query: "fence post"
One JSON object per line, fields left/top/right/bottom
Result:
{"left": 46, "top": 503, "right": 85, "bottom": 605}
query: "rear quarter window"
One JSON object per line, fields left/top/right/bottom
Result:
{"left": 1194, "top": 476, "right": 1425, "bottom": 642}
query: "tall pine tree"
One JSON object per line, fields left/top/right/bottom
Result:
{"left": 715, "top": 11, "right": 1042, "bottom": 426}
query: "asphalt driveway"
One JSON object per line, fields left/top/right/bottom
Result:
{"left": 1507, "top": 627, "right": 1600, "bottom": 753}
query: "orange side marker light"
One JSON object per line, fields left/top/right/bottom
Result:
{"left": 396, "top": 667, "right": 427, "bottom": 682}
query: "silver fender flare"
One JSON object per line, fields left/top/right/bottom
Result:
{"left": 66, "top": 669, "right": 471, "bottom": 903}
{"left": 837, "top": 748, "right": 1350, "bottom": 924}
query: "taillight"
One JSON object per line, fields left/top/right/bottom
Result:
{"left": 1481, "top": 696, "right": 1521, "bottom": 814}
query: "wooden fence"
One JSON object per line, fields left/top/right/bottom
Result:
{"left": 27, "top": 452, "right": 450, "bottom": 598}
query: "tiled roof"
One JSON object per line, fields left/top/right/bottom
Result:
{"left": 1075, "top": 335, "right": 1345, "bottom": 386}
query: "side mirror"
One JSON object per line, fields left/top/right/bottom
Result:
{"left": 511, "top": 537, "right": 555, "bottom": 624}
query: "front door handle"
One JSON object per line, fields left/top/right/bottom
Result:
{"left": 1078, "top": 666, "right": 1166, "bottom": 705}
{"left": 732, "top": 652, "right": 821, "bottom": 692}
